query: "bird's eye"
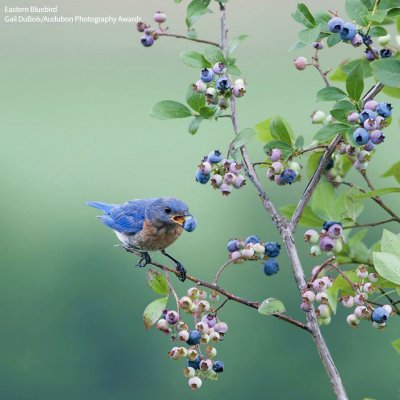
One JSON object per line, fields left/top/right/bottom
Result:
{"left": 164, "top": 207, "right": 172, "bottom": 214}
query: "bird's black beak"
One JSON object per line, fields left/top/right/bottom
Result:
{"left": 171, "top": 213, "right": 190, "bottom": 226}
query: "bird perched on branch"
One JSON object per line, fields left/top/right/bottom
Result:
{"left": 86, "top": 198, "right": 197, "bottom": 281}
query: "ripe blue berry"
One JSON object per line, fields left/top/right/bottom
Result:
{"left": 380, "top": 48, "right": 392, "bottom": 58}
{"left": 207, "top": 150, "right": 223, "bottom": 163}
{"left": 323, "top": 221, "right": 341, "bottom": 231}
{"left": 340, "top": 23, "right": 356, "bottom": 41}
{"left": 327, "top": 223, "right": 343, "bottom": 238}
{"left": 213, "top": 360, "right": 224, "bottom": 373}
{"left": 376, "top": 102, "right": 392, "bottom": 118}
{"left": 365, "top": 48, "right": 378, "bottom": 61}
{"left": 264, "top": 242, "right": 281, "bottom": 258}
{"left": 359, "top": 109, "right": 376, "bottom": 124}
{"left": 187, "top": 355, "right": 201, "bottom": 370}
{"left": 216, "top": 76, "right": 230, "bottom": 92}
{"left": 363, "top": 141, "right": 375, "bottom": 151}
{"left": 353, "top": 128, "right": 370, "bottom": 146}
{"left": 200, "top": 68, "right": 215, "bottom": 83}
{"left": 183, "top": 216, "right": 197, "bottom": 232}
{"left": 186, "top": 330, "right": 202, "bottom": 345}
{"left": 227, "top": 239, "right": 240, "bottom": 252}
{"left": 361, "top": 34, "right": 373, "bottom": 45}
{"left": 245, "top": 235, "right": 260, "bottom": 245}
{"left": 140, "top": 35, "right": 154, "bottom": 47}
{"left": 195, "top": 170, "right": 210, "bottom": 184}
{"left": 280, "top": 169, "right": 297, "bottom": 185}
{"left": 328, "top": 17, "right": 344, "bottom": 33}
{"left": 263, "top": 260, "right": 279, "bottom": 275}
{"left": 371, "top": 307, "right": 390, "bottom": 323}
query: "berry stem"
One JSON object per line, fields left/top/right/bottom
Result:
{"left": 213, "top": 257, "right": 242, "bottom": 285}
{"left": 306, "top": 255, "right": 337, "bottom": 286}
{"left": 343, "top": 217, "right": 398, "bottom": 229}
{"left": 156, "top": 32, "right": 220, "bottom": 48}
{"left": 288, "top": 144, "right": 329, "bottom": 161}
{"left": 312, "top": 49, "right": 330, "bottom": 88}
{"left": 212, "top": 297, "right": 229, "bottom": 314}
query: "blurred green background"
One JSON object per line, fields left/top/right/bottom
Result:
{"left": 1, "top": 0, "right": 399, "bottom": 399}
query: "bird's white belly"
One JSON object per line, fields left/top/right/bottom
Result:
{"left": 114, "top": 230, "right": 134, "bottom": 245}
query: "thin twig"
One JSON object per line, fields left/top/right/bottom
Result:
{"left": 343, "top": 218, "right": 397, "bottom": 230}
{"left": 212, "top": 297, "right": 229, "bottom": 314}
{"left": 213, "top": 258, "right": 240, "bottom": 285}
{"left": 307, "top": 256, "right": 337, "bottom": 286}
{"left": 157, "top": 32, "right": 220, "bottom": 47}
{"left": 312, "top": 49, "right": 330, "bottom": 88}
{"left": 288, "top": 144, "right": 329, "bottom": 161}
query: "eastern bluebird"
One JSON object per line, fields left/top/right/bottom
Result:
{"left": 86, "top": 197, "right": 197, "bottom": 281}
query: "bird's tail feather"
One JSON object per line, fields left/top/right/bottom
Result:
{"left": 85, "top": 201, "right": 115, "bottom": 214}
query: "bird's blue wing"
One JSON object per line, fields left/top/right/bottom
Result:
{"left": 86, "top": 201, "right": 116, "bottom": 213}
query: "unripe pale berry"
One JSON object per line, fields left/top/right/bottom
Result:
{"left": 214, "top": 321, "right": 228, "bottom": 334}
{"left": 253, "top": 242, "right": 265, "bottom": 254}
{"left": 311, "top": 110, "right": 326, "bottom": 124}
{"left": 341, "top": 295, "right": 354, "bottom": 308}
{"left": 294, "top": 56, "right": 307, "bottom": 70}
{"left": 168, "top": 346, "right": 181, "bottom": 360}
{"left": 321, "top": 276, "right": 333, "bottom": 288}
{"left": 368, "top": 272, "right": 378, "bottom": 282}
{"left": 372, "top": 321, "right": 386, "bottom": 329}
{"left": 357, "top": 265, "right": 368, "bottom": 279}
{"left": 235, "top": 78, "right": 245, "bottom": 86}
{"left": 220, "top": 183, "right": 233, "bottom": 196}
{"left": 382, "top": 304, "right": 393, "bottom": 314}
{"left": 316, "top": 292, "right": 329, "bottom": 304}
{"left": 363, "top": 282, "right": 374, "bottom": 293}
{"left": 346, "top": 313, "right": 360, "bottom": 327}
{"left": 198, "top": 290, "right": 207, "bottom": 300}
{"left": 187, "top": 287, "right": 199, "bottom": 299}
{"left": 209, "top": 331, "right": 221, "bottom": 342}
{"left": 313, "top": 278, "right": 326, "bottom": 293}
{"left": 200, "top": 359, "right": 214, "bottom": 372}
{"left": 304, "top": 229, "right": 319, "bottom": 244}
{"left": 197, "top": 300, "right": 210, "bottom": 312}
{"left": 211, "top": 174, "right": 223, "bottom": 189}
{"left": 193, "top": 80, "right": 207, "bottom": 93}
{"left": 179, "top": 330, "right": 190, "bottom": 342}
{"left": 242, "top": 247, "right": 255, "bottom": 258}
{"left": 156, "top": 318, "right": 169, "bottom": 331}
{"left": 317, "top": 304, "right": 330, "bottom": 318}
{"left": 289, "top": 161, "right": 302, "bottom": 173}
{"left": 188, "top": 377, "right": 202, "bottom": 390}
{"left": 232, "top": 85, "right": 246, "bottom": 97}
{"left": 233, "top": 175, "right": 246, "bottom": 189}
{"left": 196, "top": 321, "right": 208, "bottom": 333}
{"left": 302, "top": 290, "right": 316, "bottom": 303}
{"left": 310, "top": 245, "right": 322, "bottom": 257}
{"left": 270, "top": 161, "right": 284, "bottom": 174}
{"left": 333, "top": 239, "right": 343, "bottom": 253}
{"left": 183, "top": 367, "right": 196, "bottom": 378}
{"left": 378, "top": 34, "right": 391, "bottom": 45}
{"left": 206, "top": 345, "right": 217, "bottom": 358}
{"left": 354, "top": 293, "right": 368, "bottom": 305}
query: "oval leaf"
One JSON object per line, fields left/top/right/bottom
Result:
{"left": 372, "top": 58, "right": 400, "bottom": 88}
{"left": 381, "top": 229, "right": 400, "bottom": 259}
{"left": 373, "top": 251, "right": 400, "bottom": 285}
{"left": 313, "top": 123, "right": 348, "bottom": 142}
{"left": 143, "top": 297, "right": 169, "bottom": 330}
{"left": 146, "top": 269, "right": 169, "bottom": 295}
{"left": 316, "top": 87, "right": 347, "bottom": 102}
{"left": 151, "top": 101, "right": 192, "bottom": 119}
{"left": 346, "top": 63, "right": 364, "bottom": 101}
{"left": 355, "top": 187, "right": 400, "bottom": 199}
{"left": 258, "top": 298, "right": 286, "bottom": 315}
{"left": 180, "top": 50, "right": 211, "bottom": 68}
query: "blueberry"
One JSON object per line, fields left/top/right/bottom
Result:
{"left": 370, "top": 130, "right": 385, "bottom": 144}
{"left": 363, "top": 141, "right": 375, "bottom": 151}
{"left": 312, "top": 41, "right": 324, "bottom": 49}
{"left": 324, "top": 157, "right": 334, "bottom": 170}
{"left": 245, "top": 235, "right": 260, "bottom": 245}
{"left": 353, "top": 128, "right": 370, "bottom": 146}
{"left": 319, "top": 236, "right": 335, "bottom": 252}
{"left": 140, "top": 34, "right": 154, "bottom": 47}
{"left": 268, "top": 148, "right": 282, "bottom": 162}
{"left": 216, "top": 76, "right": 230, "bottom": 92}
{"left": 327, "top": 16, "right": 344, "bottom": 33}
{"left": 371, "top": 307, "right": 390, "bottom": 323}
{"left": 195, "top": 170, "right": 210, "bottom": 184}
{"left": 227, "top": 239, "right": 239, "bottom": 252}
{"left": 264, "top": 242, "right": 281, "bottom": 258}
{"left": 365, "top": 48, "right": 378, "bottom": 61}
{"left": 207, "top": 150, "right": 223, "bottom": 164}
{"left": 361, "top": 34, "right": 373, "bottom": 45}
{"left": 351, "top": 34, "right": 363, "bottom": 47}
{"left": 166, "top": 310, "right": 179, "bottom": 324}
{"left": 359, "top": 109, "right": 376, "bottom": 124}
{"left": 376, "top": 102, "right": 392, "bottom": 118}
{"left": 212, "top": 62, "right": 226, "bottom": 75}
{"left": 327, "top": 223, "right": 343, "bottom": 238}
{"left": 322, "top": 221, "right": 341, "bottom": 231}
{"left": 213, "top": 360, "right": 224, "bottom": 373}
{"left": 183, "top": 216, "right": 197, "bottom": 232}
{"left": 200, "top": 68, "right": 215, "bottom": 83}
{"left": 186, "top": 330, "right": 202, "bottom": 346}
{"left": 380, "top": 48, "right": 392, "bottom": 58}
{"left": 280, "top": 169, "right": 297, "bottom": 185}
{"left": 340, "top": 23, "right": 356, "bottom": 41}
{"left": 153, "top": 11, "right": 167, "bottom": 23}
{"left": 187, "top": 355, "right": 201, "bottom": 370}
{"left": 263, "top": 260, "right": 279, "bottom": 275}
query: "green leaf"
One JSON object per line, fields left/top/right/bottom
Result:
{"left": 258, "top": 298, "right": 286, "bottom": 315}
{"left": 295, "top": 135, "right": 304, "bottom": 149}
{"left": 382, "top": 86, "right": 400, "bottom": 99}
{"left": 198, "top": 106, "right": 217, "bottom": 118}
{"left": 369, "top": 26, "right": 388, "bottom": 36}
{"left": 392, "top": 338, "right": 400, "bottom": 354}
{"left": 316, "top": 87, "right": 348, "bottom": 101}
{"left": 342, "top": 59, "right": 373, "bottom": 78}
{"left": 312, "top": 181, "right": 344, "bottom": 220}
{"left": 379, "top": 0, "right": 400, "bottom": 9}
{"left": 330, "top": 100, "right": 357, "bottom": 123}
{"left": 255, "top": 117, "right": 273, "bottom": 142}
{"left": 289, "top": 40, "right": 307, "bottom": 51}
{"left": 298, "top": 25, "right": 321, "bottom": 45}
{"left": 146, "top": 269, "right": 169, "bottom": 295}
{"left": 227, "top": 35, "right": 248, "bottom": 56}
{"left": 186, "top": 0, "right": 211, "bottom": 28}
{"left": 382, "top": 161, "right": 400, "bottom": 183}
{"left": 188, "top": 116, "right": 203, "bottom": 134}
{"left": 306, "top": 151, "right": 323, "bottom": 178}
{"left": 226, "top": 63, "right": 241, "bottom": 75}
{"left": 346, "top": 63, "right": 364, "bottom": 101}
{"left": 263, "top": 140, "right": 294, "bottom": 158}
{"left": 356, "top": 187, "right": 400, "bottom": 199}
{"left": 186, "top": 85, "right": 205, "bottom": 112}
{"left": 373, "top": 251, "right": 400, "bottom": 285}
{"left": 151, "top": 101, "right": 192, "bottom": 119}
{"left": 180, "top": 50, "right": 211, "bottom": 68}
{"left": 232, "top": 128, "right": 256, "bottom": 149}
{"left": 372, "top": 58, "right": 400, "bottom": 87}
{"left": 143, "top": 297, "right": 169, "bottom": 329}
{"left": 291, "top": 3, "right": 316, "bottom": 28}
{"left": 367, "top": 9, "right": 388, "bottom": 22}
{"left": 327, "top": 32, "right": 342, "bottom": 47}
{"left": 388, "top": 7, "right": 400, "bottom": 16}
{"left": 280, "top": 204, "right": 325, "bottom": 228}
{"left": 314, "top": 123, "right": 349, "bottom": 142}
{"left": 346, "top": 0, "right": 369, "bottom": 26}
{"left": 269, "top": 116, "right": 294, "bottom": 145}
{"left": 329, "top": 66, "right": 347, "bottom": 82}
{"left": 203, "top": 46, "right": 226, "bottom": 64}
{"left": 186, "top": 28, "right": 198, "bottom": 39}
{"left": 347, "top": 229, "right": 370, "bottom": 260}
{"left": 342, "top": 188, "right": 364, "bottom": 221}
{"left": 381, "top": 229, "right": 400, "bottom": 259}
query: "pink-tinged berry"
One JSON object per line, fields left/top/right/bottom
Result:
{"left": 188, "top": 377, "right": 202, "bottom": 390}
{"left": 179, "top": 296, "right": 193, "bottom": 310}
{"left": 220, "top": 183, "right": 233, "bottom": 196}
{"left": 214, "top": 321, "right": 229, "bottom": 334}
{"left": 347, "top": 112, "right": 359, "bottom": 123}
{"left": 193, "top": 80, "right": 207, "bottom": 93}
{"left": 370, "top": 130, "right": 385, "bottom": 144}
{"left": 357, "top": 265, "right": 368, "bottom": 279}
{"left": 229, "top": 162, "right": 242, "bottom": 174}
{"left": 319, "top": 236, "right": 335, "bottom": 252}
{"left": 202, "top": 314, "right": 217, "bottom": 328}
{"left": 341, "top": 295, "right": 354, "bottom": 308}
{"left": 364, "top": 100, "right": 378, "bottom": 111}
{"left": 232, "top": 85, "right": 246, "bottom": 97}
{"left": 351, "top": 33, "right": 363, "bottom": 47}
{"left": 363, "top": 282, "right": 374, "bottom": 293}
{"left": 321, "top": 276, "right": 333, "bottom": 288}
{"left": 346, "top": 314, "right": 360, "bottom": 327}
{"left": 224, "top": 172, "right": 236, "bottom": 184}
{"left": 313, "top": 41, "right": 324, "bottom": 49}
{"left": 303, "top": 290, "right": 316, "bottom": 303}
{"left": 327, "top": 223, "right": 343, "bottom": 238}
{"left": 313, "top": 278, "right": 326, "bottom": 293}
{"left": 166, "top": 310, "right": 179, "bottom": 325}
{"left": 200, "top": 359, "right": 214, "bottom": 372}
{"left": 195, "top": 321, "right": 208, "bottom": 333}
{"left": 270, "top": 161, "right": 284, "bottom": 174}
{"left": 300, "top": 301, "right": 312, "bottom": 312}
{"left": 230, "top": 250, "right": 242, "bottom": 261}
{"left": 368, "top": 272, "right": 378, "bottom": 282}
{"left": 156, "top": 318, "right": 169, "bottom": 331}
{"left": 354, "top": 293, "right": 368, "bottom": 306}
{"left": 268, "top": 148, "right": 282, "bottom": 162}
{"left": 363, "top": 118, "right": 377, "bottom": 131}
{"left": 212, "top": 62, "right": 226, "bottom": 75}
{"left": 233, "top": 175, "right": 246, "bottom": 189}
{"left": 242, "top": 247, "right": 255, "bottom": 258}
{"left": 153, "top": 11, "right": 166, "bottom": 23}
{"left": 310, "top": 245, "right": 322, "bottom": 257}
{"left": 304, "top": 229, "right": 319, "bottom": 244}
{"left": 294, "top": 56, "right": 307, "bottom": 70}
{"left": 211, "top": 174, "right": 223, "bottom": 189}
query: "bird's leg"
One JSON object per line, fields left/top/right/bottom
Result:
{"left": 119, "top": 244, "right": 151, "bottom": 268}
{"left": 161, "top": 250, "right": 186, "bottom": 282}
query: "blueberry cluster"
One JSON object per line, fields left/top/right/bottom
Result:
{"left": 137, "top": 12, "right": 167, "bottom": 47}
{"left": 195, "top": 150, "right": 246, "bottom": 196}
{"left": 347, "top": 101, "right": 392, "bottom": 152}
{"left": 155, "top": 287, "right": 228, "bottom": 390}
{"left": 328, "top": 16, "right": 357, "bottom": 41}
{"left": 304, "top": 221, "right": 344, "bottom": 257}
{"left": 193, "top": 67, "right": 246, "bottom": 109}
{"left": 266, "top": 148, "right": 302, "bottom": 186}
{"left": 336, "top": 142, "right": 371, "bottom": 172}
{"left": 227, "top": 235, "right": 281, "bottom": 276}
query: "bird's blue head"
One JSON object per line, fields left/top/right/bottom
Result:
{"left": 146, "top": 198, "right": 191, "bottom": 227}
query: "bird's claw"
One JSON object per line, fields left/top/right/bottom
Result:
{"left": 136, "top": 252, "right": 151, "bottom": 268}
{"left": 176, "top": 263, "right": 187, "bottom": 282}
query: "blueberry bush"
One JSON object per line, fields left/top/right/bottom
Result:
{"left": 132, "top": 1, "right": 400, "bottom": 398}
